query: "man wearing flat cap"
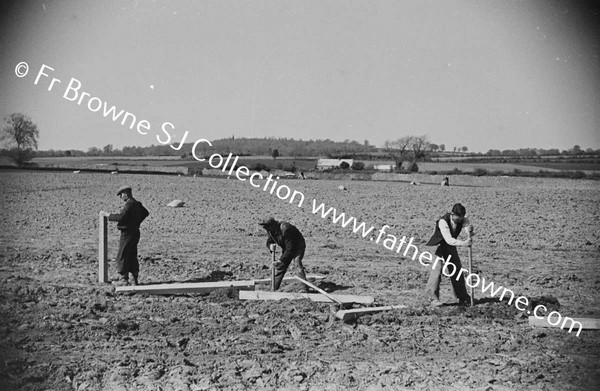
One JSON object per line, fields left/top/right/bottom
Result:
{"left": 425, "top": 203, "right": 473, "bottom": 307}
{"left": 101, "top": 186, "right": 149, "bottom": 286}
{"left": 259, "top": 217, "right": 309, "bottom": 292}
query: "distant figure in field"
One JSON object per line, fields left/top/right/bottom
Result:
{"left": 441, "top": 177, "right": 449, "bottom": 186}
{"left": 425, "top": 203, "right": 473, "bottom": 307}
{"left": 101, "top": 186, "right": 149, "bottom": 286}
{"left": 259, "top": 217, "right": 309, "bottom": 292}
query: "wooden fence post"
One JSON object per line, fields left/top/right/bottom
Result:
{"left": 99, "top": 213, "right": 108, "bottom": 283}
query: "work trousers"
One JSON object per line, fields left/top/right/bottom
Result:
{"left": 116, "top": 228, "right": 140, "bottom": 277}
{"left": 425, "top": 245, "right": 470, "bottom": 302}
{"left": 273, "top": 247, "right": 308, "bottom": 292}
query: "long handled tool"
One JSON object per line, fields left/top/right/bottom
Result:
{"left": 468, "top": 230, "right": 474, "bottom": 307}
{"left": 293, "top": 276, "right": 345, "bottom": 308}
{"left": 270, "top": 244, "right": 276, "bottom": 292}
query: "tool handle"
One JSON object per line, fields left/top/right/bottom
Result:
{"left": 294, "top": 276, "right": 344, "bottom": 306}
{"left": 468, "top": 240, "right": 474, "bottom": 307}
{"left": 270, "top": 244, "right": 276, "bottom": 291}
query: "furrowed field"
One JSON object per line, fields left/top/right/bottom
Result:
{"left": 0, "top": 170, "right": 599, "bottom": 390}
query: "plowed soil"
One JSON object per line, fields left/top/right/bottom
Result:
{"left": 0, "top": 170, "right": 599, "bottom": 390}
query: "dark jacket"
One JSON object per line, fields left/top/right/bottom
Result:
{"left": 425, "top": 213, "right": 463, "bottom": 249}
{"left": 108, "top": 198, "right": 149, "bottom": 231}
{"left": 265, "top": 222, "right": 305, "bottom": 264}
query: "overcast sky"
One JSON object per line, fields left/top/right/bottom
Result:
{"left": 1, "top": 0, "right": 598, "bottom": 153}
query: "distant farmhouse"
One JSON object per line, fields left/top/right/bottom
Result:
{"left": 373, "top": 164, "right": 394, "bottom": 172}
{"left": 316, "top": 158, "right": 354, "bottom": 170}
{"left": 271, "top": 169, "right": 296, "bottom": 178}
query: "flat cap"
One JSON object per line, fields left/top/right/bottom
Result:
{"left": 117, "top": 186, "right": 132, "bottom": 196}
{"left": 451, "top": 203, "right": 466, "bottom": 217}
{"left": 259, "top": 217, "right": 277, "bottom": 227}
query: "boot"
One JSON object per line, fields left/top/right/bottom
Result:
{"left": 112, "top": 274, "right": 129, "bottom": 287}
{"left": 131, "top": 273, "right": 139, "bottom": 286}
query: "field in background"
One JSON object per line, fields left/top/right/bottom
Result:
{"left": 15, "top": 156, "right": 599, "bottom": 179}
{"left": 419, "top": 162, "right": 563, "bottom": 173}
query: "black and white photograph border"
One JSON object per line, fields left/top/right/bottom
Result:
{"left": 1, "top": 1, "right": 599, "bottom": 390}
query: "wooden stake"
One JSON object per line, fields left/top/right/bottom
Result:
{"left": 528, "top": 316, "right": 598, "bottom": 334}
{"left": 253, "top": 275, "right": 325, "bottom": 284}
{"left": 240, "top": 290, "right": 374, "bottom": 305}
{"left": 335, "top": 305, "right": 408, "bottom": 321}
{"left": 115, "top": 277, "right": 325, "bottom": 294}
{"left": 115, "top": 280, "right": 255, "bottom": 294}
{"left": 98, "top": 212, "right": 108, "bottom": 283}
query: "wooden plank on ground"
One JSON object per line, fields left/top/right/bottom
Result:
{"left": 528, "top": 316, "right": 600, "bottom": 330}
{"left": 335, "top": 305, "right": 408, "bottom": 322}
{"left": 239, "top": 290, "right": 374, "bottom": 305}
{"left": 293, "top": 276, "right": 345, "bottom": 306}
{"left": 115, "top": 280, "right": 255, "bottom": 294}
{"left": 253, "top": 275, "right": 325, "bottom": 284}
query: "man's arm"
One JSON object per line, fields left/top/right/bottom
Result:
{"left": 266, "top": 234, "right": 276, "bottom": 251}
{"left": 439, "top": 219, "right": 471, "bottom": 246}
{"left": 279, "top": 234, "right": 295, "bottom": 264}
{"left": 265, "top": 228, "right": 281, "bottom": 252}
{"left": 108, "top": 202, "right": 132, "bottom": 222}
{"left": 139, "top": 202, "right": 150, "bottom": 222}
{"left": 462, "top": 217, "right": 474, "bottom": 237}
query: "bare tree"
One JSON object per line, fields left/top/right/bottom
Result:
{"left": 1, "top": 113, "right": 39, "bottom": 165}
{"left": 395, "top": 136, "right": 413, "bottom": 162}
{"left": 383, "top": 140, "right": 394, "bottom": 152}
{"left": 410, "top": 135, "right": 429, "bottom": 161}
{"left": 384, "top": 136, "right": 412, "bottom": 165}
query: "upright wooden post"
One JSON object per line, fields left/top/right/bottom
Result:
{"left": 99, "top": 213, "right": 108, "bottom": 283}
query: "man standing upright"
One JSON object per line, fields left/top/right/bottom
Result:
{"left": 102, "top": 186, "right": 149, "bottom": 286}
{"left": 425, "top": 203, "right": 473, "bottom": 307}
{"left": 259, "top": 217, "right": 309, "bottom": 293}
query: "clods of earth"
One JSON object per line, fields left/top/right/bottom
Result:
{"left": 0, "top": 170, "right": 599, "bottom": 390}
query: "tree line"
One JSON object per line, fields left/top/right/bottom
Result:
{"left": 40, "top": 136, "right": 379, "bottom": 159}
{"left": 1, "top": 113, "right": 598, "bottom": 166}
